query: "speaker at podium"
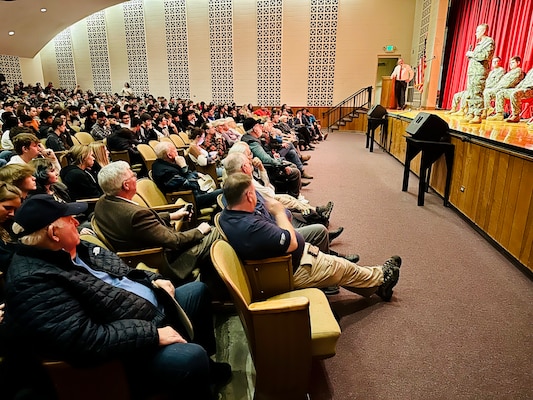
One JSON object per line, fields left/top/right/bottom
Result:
{"left": 406, "top": 112, "right": 450, "bottom": 142}
{"left": 367, "top": 104, "right": 388, "bottom": 119}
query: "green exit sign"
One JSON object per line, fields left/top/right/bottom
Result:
{"left": 385, "top": 45, "right": 395, "bottom": 52}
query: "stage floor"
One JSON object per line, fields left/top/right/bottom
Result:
{"left": 386, "top": 109, "right": 533, "bottom": 153}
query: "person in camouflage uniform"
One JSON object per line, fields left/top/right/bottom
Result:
{"left": 483, "top": 56, "right": 524, "bottom": 118}
{"left": 464, "top": 24, "right": 495, "bottom": 124}
{"left": 448, "top": 56, "right": 504, "bottom": 116}
{"left": 490, "top": 68, "right": 533, "bottom": 122}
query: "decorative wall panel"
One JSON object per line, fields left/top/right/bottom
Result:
{"left": 54, "top": 28, "right": 77, "bottom": 91}
{"left": 164, "top": 0, "right": 190, "bottom": 99}
{"left": 123, "top": 0, "right": 150, "bottom": 96}
{"left": 208, "top": 0, "right": 234, "bottom": 104}
{"left": 87, "top": 11, "right": 112, "bottom": 94}
{"left": 257, "top": 0, "right": 282, "bottom": 106}
{"left": 307, "top": 0, "right": 338, "bottom": 106}
{"left": 0, "top": 55, "right": 22, "bottom": 88}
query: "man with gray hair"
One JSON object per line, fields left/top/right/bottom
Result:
{"left": 152, "top": 141, "right": 222, "bottom": 209}
{"left": 5, "top": 194, "right": 231, "bottom": 398}
{"left": 94, "top": 161, "right": 221, "bottom": 283}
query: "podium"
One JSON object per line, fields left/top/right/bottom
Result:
{"left": 380, "top": 76, "right": 397, "bottom": 109}
{"left": 401, "top": 137, "right": 455, "bottom": 206}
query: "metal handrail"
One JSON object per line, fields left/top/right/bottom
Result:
{"left": 322, "top": 86, "right": 373, "bottom": 130}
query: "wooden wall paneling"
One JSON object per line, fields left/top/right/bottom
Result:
{"left": 486, "top": 152, "right": 509, "bottom": 239}
{"left": 449, "top": 137, "right": 465, "bottom": 207}
{"left": 474, "top": 146, "right": 492, "bottom": 229}
{"left": 509, "top": 160, "right": 533, "bottom": 259}
{"left": 522, "top": 196, "right": 533, "bottom": 267}
{"left": 498, "top": 157, "right": 523, "bottom": 249}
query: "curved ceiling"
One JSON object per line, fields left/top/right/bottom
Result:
{"left": 0, "top": 0, "right": 127, "bottom": 59}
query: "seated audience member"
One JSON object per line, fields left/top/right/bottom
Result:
{"left": 29, "top": 158, "right": 70, "bottom": 202}
{"left": 38, "top": 110, "right": 54, "bottom": 139}
{"left": 46, "top": 117, "right": 71, "bottom": 151}
{"left": 88, "top": 141, "right": 111, "bottom": 173}
{"left": 262, "top": 120, "right": 312, "bottom": 179}
{"left": 152, "top": 142, "right": 222, "bottom": 209}
{"left": 94, "top": 161, "right": 222, "bottom": 283}
{"left": 240, "top": 117, "right": 305, "bottom": 199}
{"left": 224, "top": 145, "right": 332, "bottom": 224}
{"left": 219, "top": 173, "right": 402, "bottom": 301}
{"left": 90, "top": 111, "right": 113, "bottom": 140}
{"left": 60, "top": 145, "right": 103, "bottom": 200}
{"left": 181, "top": 110, "right": 197, "bottom": 132}
{"left": 222, "top": 152, "right": 351, "bottom": 260}
{"left": 215, "top": 117, "right": 241, "bottom": 149}
{"left": 188, "top": 127, "right": 223, "bottom": 178}
{"left": 224, "top": 117, "right": 243, "bottom": 142}
{"left": 7, "top": 132, "right": 61, "bottom": 171}
{"left": 203, "top": 121, "right": 228, "bottom": 159}
{"left": 19, "top": 114, "right": 40, "bottom": 137}
{"left": 491, "top": 68, "right": 533, "bottom": 122}
{"left": 107, "top": 127, "right": 145, "bottom": 166}
{"left": 0, "top": 182, "right": 22, "bottom": 269}
{"left": 0, "top": 163, "right": 37, "bottom": 199}
{"left": 1, "top": 114, "right": 20, "bottom": 150}
{"left": 289, "top": 109, "right": 315, "bottom": 150}
{"left": 82, "top": 109, "right": 97, "bottom": 133}
{"left": 4, "top": 194, "right": 231, "bottom": 399}
{"left": 483, "top": 56, "right": 525, "bottom": 121}
{"left": 138, "top": 113, "right": 159, "bottom": 143}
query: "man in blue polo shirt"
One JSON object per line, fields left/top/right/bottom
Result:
{"left": 219, "top": 173, "right": 402, "bottom": 301}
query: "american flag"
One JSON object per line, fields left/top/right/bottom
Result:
{"left": 415, "top": 37, "right": 427, "bottom": 92}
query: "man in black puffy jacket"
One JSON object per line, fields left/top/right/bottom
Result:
{"left": 4, "top": 194, "right": 231, "bottom": 399}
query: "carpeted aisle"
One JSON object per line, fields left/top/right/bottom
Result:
{"left": 216, "top": 130, "right": 533, "bottom": 400}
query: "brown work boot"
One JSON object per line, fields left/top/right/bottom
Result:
{"left": 300, "top": 154, "right": 311, "bottom": 162}
{"left": 487, "top": 113, "right": 504, "bottom": 121}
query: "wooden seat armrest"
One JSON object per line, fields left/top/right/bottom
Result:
{"left": 149, "top": 203, "right": 186, "bottom": 212}
{"left": 165, "top": 190, "right": 195, "bottom": 204}
{"left": 76, "top": 197, "right": 100, "bottom": 204}
{"left": 116, "top": 247, "right": 165, "bottom": 257}
{"left": 249, "top": 296, "right": 309, "bottom": 314}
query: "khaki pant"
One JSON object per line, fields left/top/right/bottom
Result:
{"left": 293, "top": 243, "right": 384, "bottom": 295}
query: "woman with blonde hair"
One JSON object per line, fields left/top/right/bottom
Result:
{"left": 88, "top": 141, "right": 110, "bottom": 173}
{"left": 0, "top": 163, "right": 36, "bottom": 199}
{"left": 59, "top": 144, "right": 103, "bottom": 200}
{"left": 0, "top": 181, "right": 22, "bottom": 269}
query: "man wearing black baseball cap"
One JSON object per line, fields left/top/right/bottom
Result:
{"left": 5, "top": 194, "right": 231, "bottom": 399}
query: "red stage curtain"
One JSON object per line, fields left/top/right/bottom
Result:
{"left": 440, "top": 0, "right": 533, "bottom": 109}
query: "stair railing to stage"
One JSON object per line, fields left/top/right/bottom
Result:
{"left": 322, "top": 86, "right": 372, "bottom": 131}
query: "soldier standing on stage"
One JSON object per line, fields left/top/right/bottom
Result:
{"left": 464, "top": 23, "right": 495, "bottom": 124}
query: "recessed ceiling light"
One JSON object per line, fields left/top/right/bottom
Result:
{"left": 8, "top": 31, "right": 15, "bottom": 36}
{"left": 40, "top": 8, "right": 47, "bottom": 12}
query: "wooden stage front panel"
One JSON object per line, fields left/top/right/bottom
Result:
{"left": 377, "top": 110, "right": 533, "bottom": 272}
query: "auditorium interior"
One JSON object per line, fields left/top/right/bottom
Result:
{"left": 0, "top": 0, "right": 532, "bottom": 399}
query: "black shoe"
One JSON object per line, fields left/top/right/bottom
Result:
{"left": 376, "top": 256, "right": 402, "bottom": 301}
{"left": 328, "top": 226, "right": 344, "bottom": 241}
{"left": 321, "top": 286, "right": 340, "bottom": 295}
{"left": 301, "top": 181, "right": 311, "bottom": 187}
{"left": 342, "top": 254, "right": 360, "bottom": 263}
{"left": 316, "top": 201, "right": 334, "bottom": 220}
{"left": 210, "top": 360, "right": 232, "bottom": 389}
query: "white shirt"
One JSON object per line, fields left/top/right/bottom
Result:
{"left": 391, "top": 64, "right": 414, "bottom": 82}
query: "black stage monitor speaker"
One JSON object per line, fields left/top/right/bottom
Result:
{"left": 367, "top": 104, "right": 387, "bottom": 119}
{"left": 406, "top": 112, "right": 450, "bottom": 142}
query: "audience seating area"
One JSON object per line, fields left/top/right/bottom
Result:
{"left": 0, "top": 82, "right": 331, "bottom": 399}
